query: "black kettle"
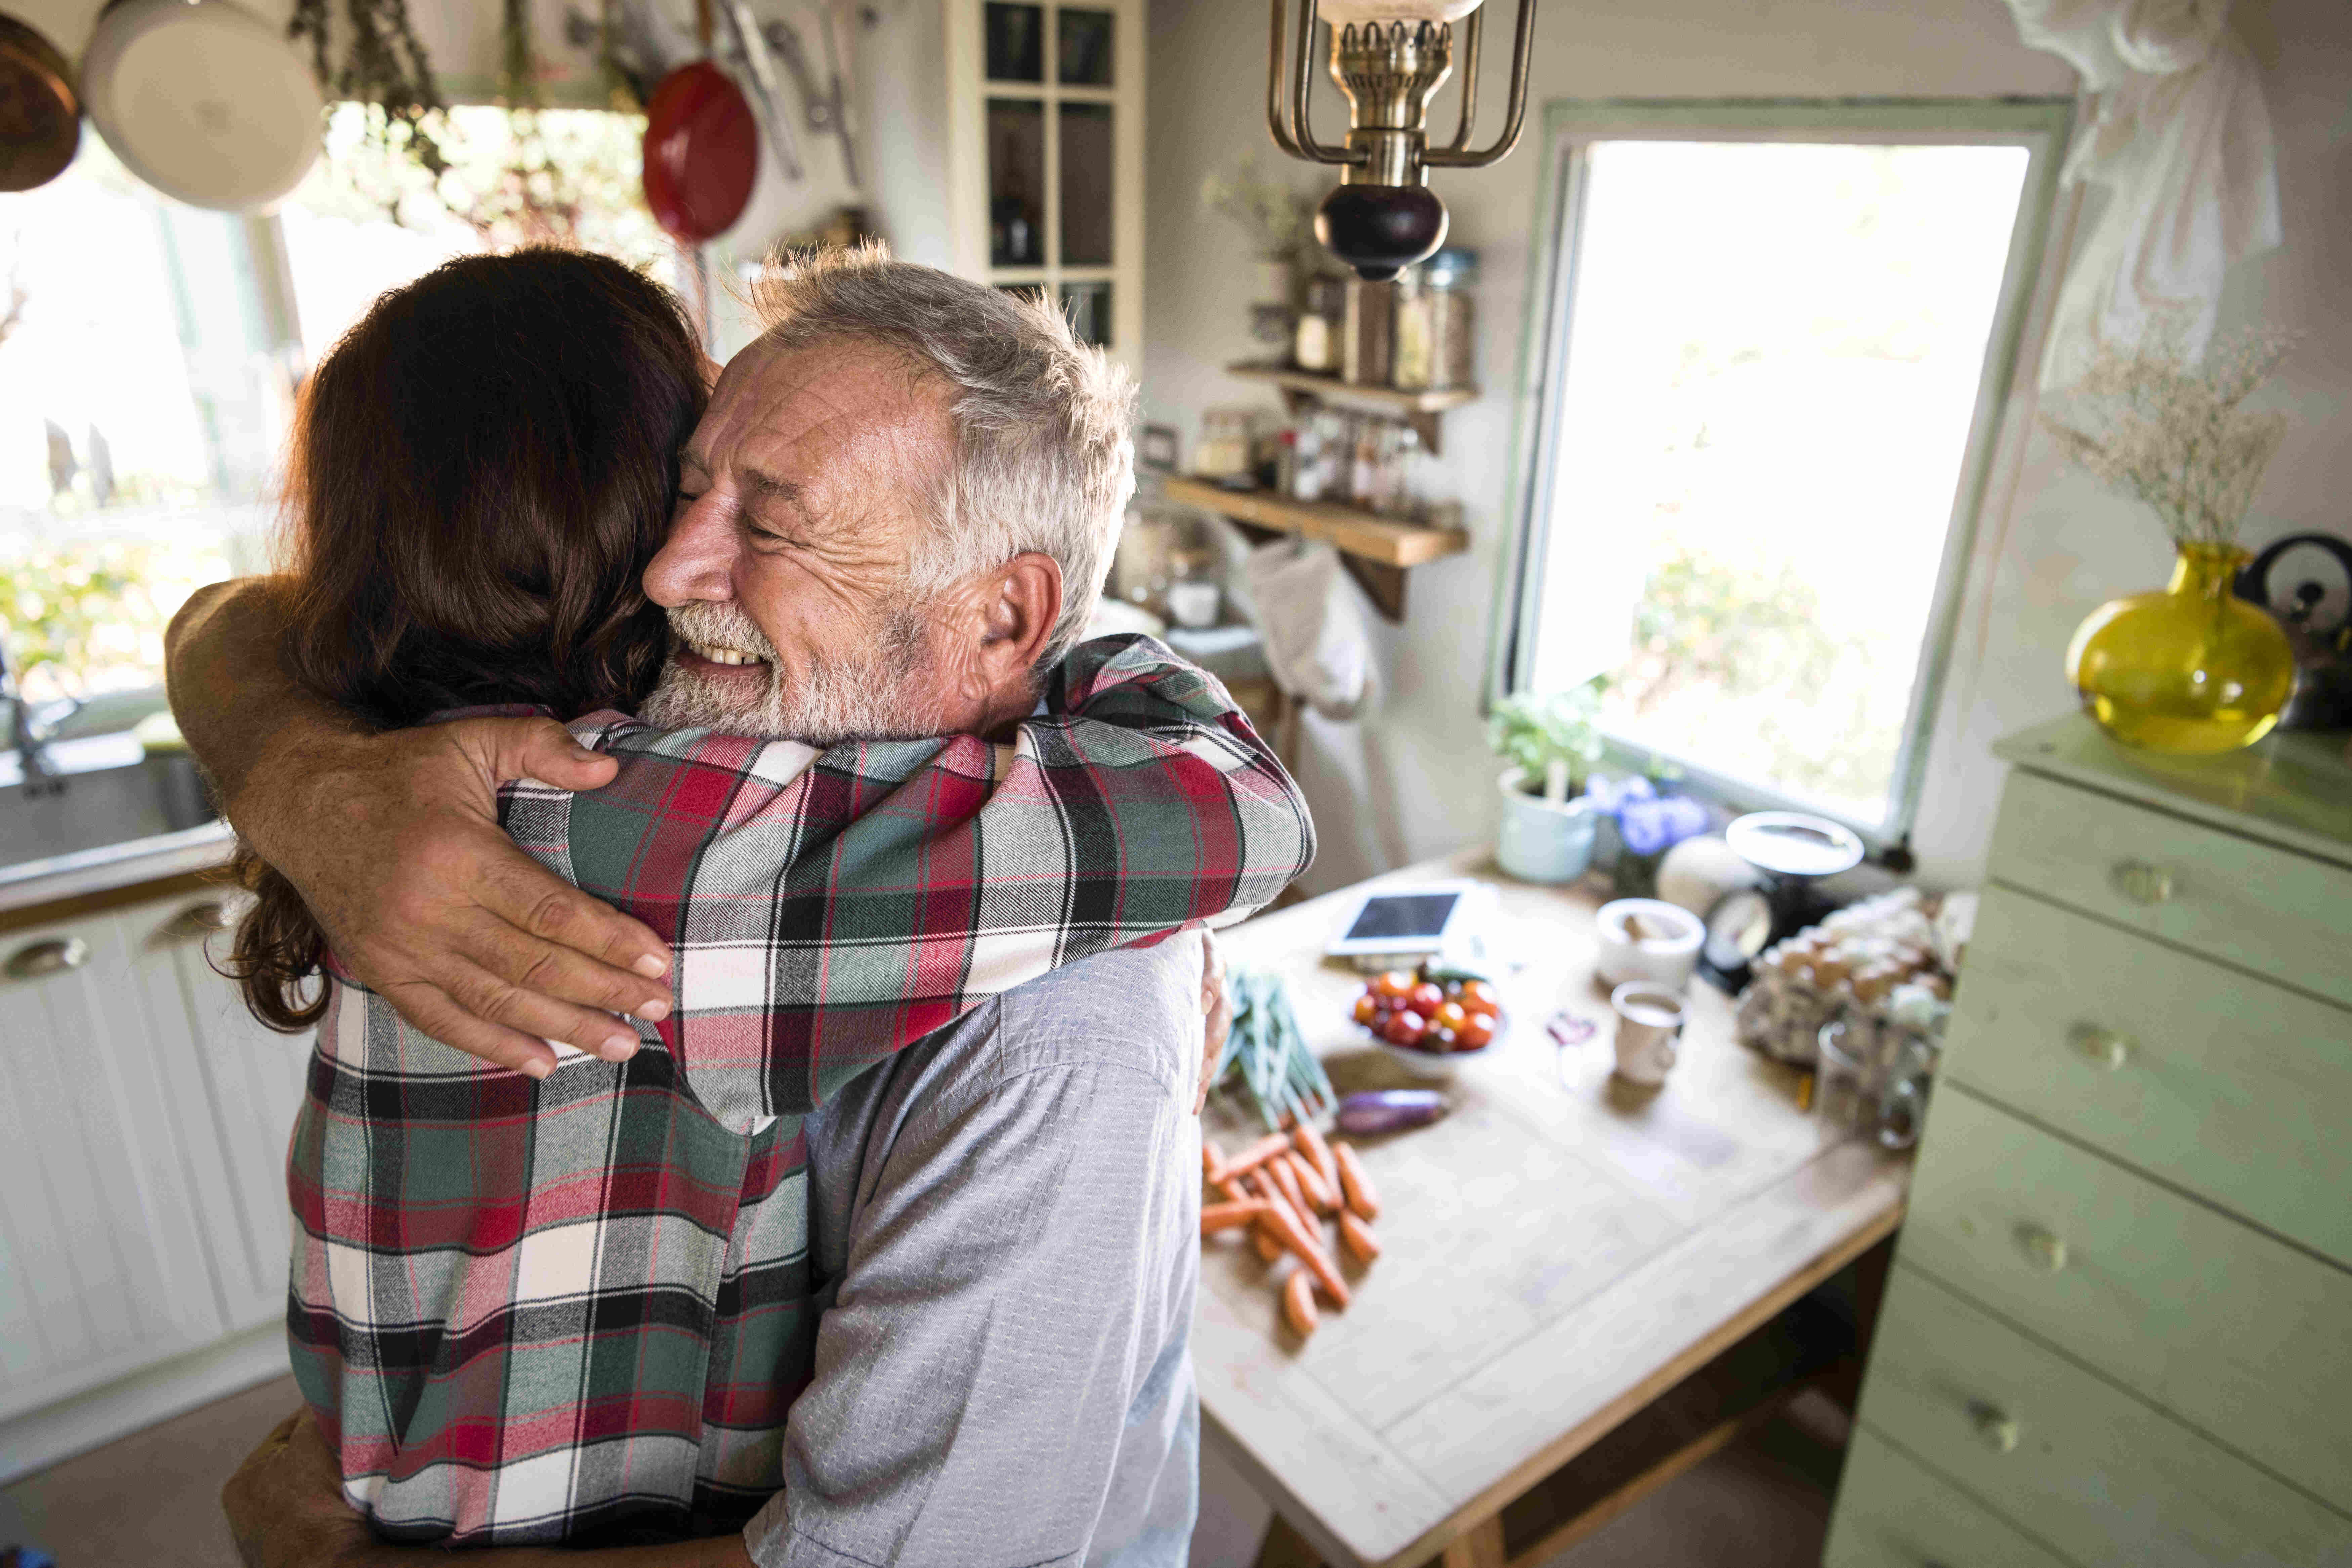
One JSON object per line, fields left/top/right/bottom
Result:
{"left": 2235, "top": 532, "right": 2352, "bottom": 732}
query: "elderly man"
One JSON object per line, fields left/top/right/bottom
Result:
{"left": 173, "top": 252, "right": 1311, "bottom": 1566}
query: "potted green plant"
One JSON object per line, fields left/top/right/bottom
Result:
{"left": 1488, "top": 680, "right": 1607, "bottom": 884}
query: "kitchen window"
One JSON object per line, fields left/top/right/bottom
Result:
{"left": 1496, "top": 100, "right": 2069, "bottom": 849}
{"left": 945, "top": 0, "right": 1144, "bottom": 363}
{"left": 0, "top": 103, "right": 663, "bottom": 718}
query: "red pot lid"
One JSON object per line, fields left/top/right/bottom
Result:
{"left": 642, "top": 60, "right": 758, "bottom": 245}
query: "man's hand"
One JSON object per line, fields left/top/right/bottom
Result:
{"left": 1196, "top": 927, "right": 1230, "bottom": 1115}
{"left": 239, "top": 716, "right": 675, "bottom": 1077}
{"left": 221, "top": 1409, "right": 752, "bottom": 1568}
{"left": 168, "top": 581, "right": 673, "bottom": 1077}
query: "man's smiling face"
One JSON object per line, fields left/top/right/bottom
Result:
{"left": 639, "top": 334, "right": 968, "bottom": 743}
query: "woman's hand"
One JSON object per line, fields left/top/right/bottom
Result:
{"left": 1196, "top": 927, "right": 1231, "bottom": 1115}
{"left": 221, "top": 1410, "right": 373, "bottom": 1568}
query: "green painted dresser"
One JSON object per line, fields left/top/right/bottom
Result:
{"left": 1824, "top": 715, "right": 2352, "bottom": 1567}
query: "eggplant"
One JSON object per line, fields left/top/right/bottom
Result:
{"left": 1335, "top": 1089, "right": 1446, "bottom": 1136}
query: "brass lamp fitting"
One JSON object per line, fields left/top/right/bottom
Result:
{"left": 1267, "top": 0, "right": 1538, "bottom": 279}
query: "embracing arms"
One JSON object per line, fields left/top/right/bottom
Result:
{"left": 167, "top": 580, "right": 677, "bottom": 1075}
{"left": 168, "top": 582, "right": 1294, "bottom": 1094}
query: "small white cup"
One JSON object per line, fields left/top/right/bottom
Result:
{"left": 1611, "top": 981, "right": 1686, "bottom": 1086}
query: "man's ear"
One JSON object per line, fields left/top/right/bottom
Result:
{"left": 977, "top": 551, "right": 1063, "bottom": 684}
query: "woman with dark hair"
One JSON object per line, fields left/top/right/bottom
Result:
{"left": 229, "top": 249, "right": 702, "bottom": 1023}
{"left": 228, "top": 250, "right": 1311, "bottom": 1548}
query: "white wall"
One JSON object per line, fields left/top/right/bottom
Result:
{"left": 1142, "top": 0, "right": 2349, "bottom": 894}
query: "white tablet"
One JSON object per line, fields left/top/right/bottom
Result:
{"left": 1324, "top": 881, "right": 1479, "bottom": 963}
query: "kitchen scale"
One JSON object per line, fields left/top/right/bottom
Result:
{"left": 1695, "top": 811, "right": 1866, "bottom": 992}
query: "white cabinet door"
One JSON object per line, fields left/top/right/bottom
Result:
{"left": 125, "top": 892, "right": 311, "bottom": 1333}
{"left": 0, "top": 906, "right": 228, "bottom": 1420}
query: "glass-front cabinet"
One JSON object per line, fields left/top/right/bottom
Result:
{"left": 947, "top": 0, "right": 1143, "bottom": 364}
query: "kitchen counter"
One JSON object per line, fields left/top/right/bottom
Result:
{"left": 0, "top": 820, "right": 237, "bottom": 923}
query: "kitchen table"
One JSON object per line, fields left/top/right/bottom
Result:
{"left": 1199, "top": 852, "right": 1908, "bottom": 1568}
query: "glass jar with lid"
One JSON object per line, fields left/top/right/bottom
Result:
{"left": 1393, "top": 247, "right": 1477, "bottom": 391}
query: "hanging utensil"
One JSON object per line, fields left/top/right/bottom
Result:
{"left": 82, "top": 0, "right": 323, "bottom": 212}
{"left": 759, "top": 7, "right": 861, "bottom": 189}
{"left": 725, "top": 0, "right": 804, "bottom": 182}
{"left": 0, "top": 11, "right": 80, "bottom": 192}
{"left": 641, "top": 0, "right": 759, "bottom": 244}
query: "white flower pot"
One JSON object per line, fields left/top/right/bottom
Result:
{"left": 1494, "top": 768, "right": 1600, "bottom": 884}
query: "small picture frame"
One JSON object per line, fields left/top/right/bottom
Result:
{"left": 1138, "top": 423, "right": 1180, "bottom": 473}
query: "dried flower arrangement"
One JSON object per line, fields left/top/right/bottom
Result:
{"left": 2039, "top": 318, "right": 2298, "bottom": 548}
{"left": 1199, "top": 155, "right": 1314, "bottom": 262}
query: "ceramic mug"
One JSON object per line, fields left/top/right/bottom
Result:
{"left": 1610, "top": 982, "right": 1685, "bottom": 1085}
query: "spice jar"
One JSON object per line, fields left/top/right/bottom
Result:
{"left": 1341, "top": 277, "right": 1394, "bottom": 386}
{"left": 1393, "top": 248, "right": 1477, "bottom": 391}
{"left": 1293, "top": 276, "right": 1344, "bottom": 374}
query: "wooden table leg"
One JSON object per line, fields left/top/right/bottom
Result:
{"left": 1255, "top": 1513, "right": 1327, "bottom": 1568}
{"left": 1437, "top": 1517, "right": 1506, "bottom": 1568}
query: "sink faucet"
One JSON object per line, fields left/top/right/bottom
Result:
{"left": 0, "top": 634, "right": 80, "bottom": 798}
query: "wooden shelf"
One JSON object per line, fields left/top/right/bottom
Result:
{"left": 1225, "top": 362, "right": 1478, "bottom": 415}
{"left": 1225, "top": 363, "right": 1479, "bottom": 455}
{"left": 1162, "top": 476, "right": 1468, "bottom": 622}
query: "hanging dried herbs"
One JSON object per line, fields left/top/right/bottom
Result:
{"left": 287, "top": 0, "right": 450, "bottom": 177}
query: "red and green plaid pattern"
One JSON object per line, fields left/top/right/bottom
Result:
{"left": 285, "top": 636, "right": 1313, "bottom": 1545}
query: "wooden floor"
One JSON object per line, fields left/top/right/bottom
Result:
{"left": 1, "top": 1375, "right": 299, "bottom": 1568}
{"left": 1195, "top": 1390, "right": 1849, "bottom": 1568}
{"left": 0, "top": 1374, "right": 1845, "bottom": 1568}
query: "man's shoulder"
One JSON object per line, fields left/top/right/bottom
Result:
{"left": 890, "top": 937, "right": 1200, "bottom": 1135}
{"left": 992, "top": 936, "right": 1200, "bottom": 1093}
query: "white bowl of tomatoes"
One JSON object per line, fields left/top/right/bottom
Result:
{"left": 1350, "top": 965, "right": 1503, "bottom": 1078}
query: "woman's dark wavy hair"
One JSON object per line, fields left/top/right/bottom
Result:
{"left": 225, "top": 248, "right": 706, "bottom": 1030}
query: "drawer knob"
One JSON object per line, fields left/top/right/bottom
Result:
{"left": 1968, "top": 1399, "right": 2020, "bottom": 1453}
{"left": 2109, "top": 859, "right": 2175, "bottom": 906}
{"left": 2069, "top": 1023, "right": 2133, "bottom": 1070}
{"left": 2015, "top": 1224, "right": 2068, "bottom": 1272}
{"left": 5, "top": 936, "right": 90, "bottom": 981}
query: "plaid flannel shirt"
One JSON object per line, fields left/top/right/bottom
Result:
{"left": 285, "top": 635, "right": 1313, "bottom": 1546}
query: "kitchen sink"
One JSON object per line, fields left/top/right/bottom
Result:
{"left": 0, "top": 733, "right": 218, "bottom": 872}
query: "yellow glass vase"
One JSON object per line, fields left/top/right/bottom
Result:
{"left": 2066, "top": 542, "right": 2296, "bottom": 753}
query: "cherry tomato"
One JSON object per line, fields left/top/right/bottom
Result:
{"left": 1351, "top": 993, "right": 1381, "bottom": 1027}
{"left": 1431, "top": 1001, "right": 1467, "bottom": 1033}
{"left": 1455, "top": 1013, "right": 1495, "bottom": 1049}
{"left": 1372, "top": 970, "right": 1415, "bottom": 1003}
{"left": 1459, "top": 980, "right": 1501, "bottom": 1014}
{"left": 1444, "top": 979, "right": 1464, "bottom": 999}
{"left": 1428, "top": 1025, "right": 1458, "bottom": 1051}
{"left": 1382, "top": 1009, "right": 1427, "bottom": 1047}
{"left": 1408, "top": 981, "right": 1445, "bottom": 1016}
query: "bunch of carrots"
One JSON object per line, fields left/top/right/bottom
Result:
{"left": 1201, "top": 1118, "right": 1382, "bottom": 1340}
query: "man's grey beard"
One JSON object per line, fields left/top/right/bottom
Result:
{"left": 640, "top": 598, "right": 941, "bottom": 744}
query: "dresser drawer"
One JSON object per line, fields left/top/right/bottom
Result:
{"left": 1824, "top": 1428, "right": 2072, "bottom": 1568}
{"left": 1856, "top": 1267, "right": 2352, "bottom": 1566}
{"left": 1901, "top": 1089, "right": 2352, "bottom": 1508}
{"left": 1945, "top": 884, "right": 2352, "bottom": 1265}
{"left": 1988, "top": 769, "right": 2352, "bottom": 1010}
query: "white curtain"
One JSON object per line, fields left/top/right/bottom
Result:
{"left": 2004, "top": 0, "right": 2280, "bottom": 386}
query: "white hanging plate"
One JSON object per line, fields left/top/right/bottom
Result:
{"left": 82, "top": 0, "right": 323, "bottom": 213}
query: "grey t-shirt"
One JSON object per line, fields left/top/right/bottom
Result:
{"left": 743, "top": 935, "right": 1206, "bottom": 1568}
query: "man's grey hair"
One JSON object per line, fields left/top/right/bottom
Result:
{"left": 749, "top": 245, "right": 1137, "bottom": 666}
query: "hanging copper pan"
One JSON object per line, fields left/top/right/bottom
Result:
{"left": 0, "top": 11, "right": 80, "bottom": 193}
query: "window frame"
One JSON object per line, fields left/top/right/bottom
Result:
{"left": 942, "top": 0, "right": 1146, "bottom": 366}
{"left": 1487, "top": 97, "right": 2072, "bottom": 856}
